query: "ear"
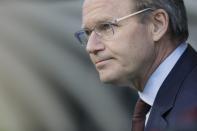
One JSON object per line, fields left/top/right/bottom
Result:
{"left": 150, "top": 9, "right": 169, "bottom": 42}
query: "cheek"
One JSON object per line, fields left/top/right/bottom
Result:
{"left": 109, "top": 27, "right": 154, "bottom": 71}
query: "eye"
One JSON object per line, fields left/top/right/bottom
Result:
{"left": 84, "top": 29, "right": 92, "bottom": 37}
{"left": 97, "top": 23, "right": 112, "bottom": 32}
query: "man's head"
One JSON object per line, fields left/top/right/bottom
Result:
{"left": 79, "top": 0, "right": 188, "bottom": 90}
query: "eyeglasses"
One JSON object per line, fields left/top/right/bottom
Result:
{"left": 74, "top": 8, "right": 153, "bottom": 46}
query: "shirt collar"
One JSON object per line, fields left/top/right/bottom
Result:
{"left": 138, "top": 42, "right": 188, "bottom": 106}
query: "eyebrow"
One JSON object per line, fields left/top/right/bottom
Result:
{"left": 82, "top": 17, "right": 114, "bottom": 29}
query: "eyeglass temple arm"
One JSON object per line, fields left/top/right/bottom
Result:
{"left": 114, "top": 8, "right": 153, "bottom": 23}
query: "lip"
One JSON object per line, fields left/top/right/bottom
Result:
{"left": 95, "top": 58, "right": 113, "bottom": 65}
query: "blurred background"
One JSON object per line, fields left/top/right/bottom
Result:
{"left": 0, "top": 0, "right": 196, "bottom": 131}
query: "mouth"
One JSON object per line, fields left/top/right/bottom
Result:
{"left": 95, "top": 58, "right": 113, "bottom": 65}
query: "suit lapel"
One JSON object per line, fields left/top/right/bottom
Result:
{"left": 145, "top": 45, "right": 197, "bottom": 130}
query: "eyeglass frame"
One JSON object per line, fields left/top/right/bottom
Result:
{"left": 74, "top": 8, "right": 153, "bottom": 46}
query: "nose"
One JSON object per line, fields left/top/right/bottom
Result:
{"left": 86, "top": 32, "right": 105, "bottom": 54}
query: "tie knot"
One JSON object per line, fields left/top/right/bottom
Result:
{"left": 133, "top": 98, "right": 151, "bottom": 119}
{"left": 131, "top": 98, "right": 151, "bottom": 131}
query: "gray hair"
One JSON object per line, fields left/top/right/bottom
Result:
{"left": 133, "top": 0, "right": 188, "bottom": 42}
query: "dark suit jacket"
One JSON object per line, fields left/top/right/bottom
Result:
{"left": 145, "top": 45, "right": 197, "bottom": 131}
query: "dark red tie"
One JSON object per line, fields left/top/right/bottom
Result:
{"left": 132, "top": 98, "right": 151, "bottom": 131}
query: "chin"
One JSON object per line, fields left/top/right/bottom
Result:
{"left": 99, "top": 73, "right": 130, "bottom": 87}
{"left": 97, "top": 64, "right": 132, "bottom": 86}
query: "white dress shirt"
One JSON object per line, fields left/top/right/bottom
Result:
{"left": 138, "top": 42, "right": 188, "bottom": 125}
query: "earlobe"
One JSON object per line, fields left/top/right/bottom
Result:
{"left": 151, "top": 9, "right": 169, "bottom": 42}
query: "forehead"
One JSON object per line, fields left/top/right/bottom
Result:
{"left": 82, "top": 0, "right": 134, "bottom": 27}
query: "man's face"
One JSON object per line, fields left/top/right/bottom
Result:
{"left": 83, "top": 0, "right": 156, "bottom": 87}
